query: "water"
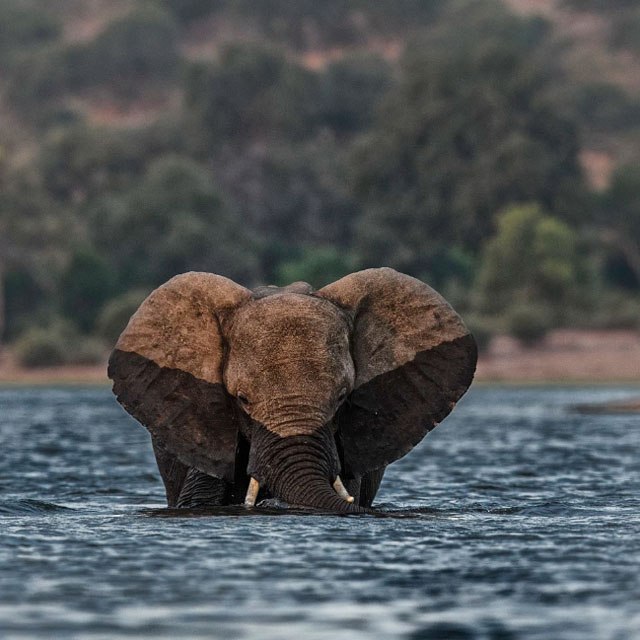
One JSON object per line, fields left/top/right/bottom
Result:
{"left": 1, "top": 385, "right": 639, "bottom": 640}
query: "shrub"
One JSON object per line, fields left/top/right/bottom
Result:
{"left": 589, "top": 291, "right": 640, "bottom": 330}
{"left": 463, "top": 314, "right": 497, "bottom": 353}
{"left": 96, "top": 290, "right": 149, "bottom": 346}
{"left": 319, "top": 55, "right": 392, "bottom": 135}
{"left": 185, "top": 45, "right": 321, "bottom": 148}
{"left": 13, "top": 321, "right": 107, "bottom": 368}
{"left": 610, "top": 9, "right": 640, "bottom": 53}
{"left": 161, "top": 0, "right": 220, "bottom": 23}
{"left": 505, "top": 303, "right": 553, "bottom": 346}
{"left": 475, "top": 204, "right": 580, "bottom": 316}
{"left": 60, "top": 247, "right": 115, "bottom": 334}
{"left": 70, "top": 337, "right": 108, "bottom": 365}
{"left": 65, "top": 6, "right": 180, "bottom": 98}
{"left": 13, "top": 325, "right": 69, "bottom": 368}
{"left": 0, "top": 2, "right": 60, "bottom": 58}
{"left": 275, "top": 246, "right": 358, "bottom": 289}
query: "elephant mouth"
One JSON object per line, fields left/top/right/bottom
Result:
{"left": 243, "top": 422, "right": 362, "bottom": 512}
{"left": 243, "top": 475, "right": 354, "bottom": 507}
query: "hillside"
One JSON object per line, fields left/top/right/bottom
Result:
{"left": 3, "top": 1, "right": 640, "bottom": 186}
{"left": 1, "top": 0, "right": 639, "bottom": 370}
{"left": 505, "top": 0, "right": 640, "bottom": 187}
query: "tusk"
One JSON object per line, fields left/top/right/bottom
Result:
{"left": 244, "top": 477, "right": 260, "bottom": 507}
{"left": 333, "top": 476, "right": 354, "bottom": 503}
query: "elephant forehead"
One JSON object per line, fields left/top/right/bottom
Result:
{"left": 230, "top": 294, "right": 348, "bottom": 347}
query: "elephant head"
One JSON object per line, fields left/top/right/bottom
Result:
{"left": 108, "top": 268, "right": 477, "bottom": 512}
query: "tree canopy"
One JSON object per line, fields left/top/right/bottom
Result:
{"left": 1, "top": 0, "right": 640, "bottom": 360}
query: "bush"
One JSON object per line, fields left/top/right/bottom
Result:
{"left": 319, "top": 55, "right": 392, "bottom": 135}
{"left": 60, "top": 247, "right": 115, "bottom": 334}
{"left": 13, "top": 321, "right": 107, "bottom": 368}
{"left": 39, "top": 121, "right": 184, "bottom": 201}
{"left": 0, "top": 1, "right": 60, "bottom": 58}
{"left": 10, "top": 5, "right": 180, "bottom": 109}
{"left": 161, "top": 0, "right": 220, "bottom": 23}
{"left": 610, "top": 9, "right": 640, "bottom": 53}
{"left": 463, "top": 314, "right": 497, "bottom": 353}
{"left": 71, "top": 337, "right": 108, "bottom": 365}
{"left": 505, "top": 303, "right": 553, "bottom": 346}
{"left": 65, "top": 6, "right": 180, "bottom": 98}
{"left": 96, "top": 290, "right": 149, "bottom": 346}
{"left": 13, "top": 326, "right": 68, "bottom": 368}
{"left": 90, "top": 154, "right": 259, "bottom": 289}
{"left": 275, "top": 246, "right": 358, "bottom": 289}
{"left": 475, "top": 204, "right": 580, "bottom": 316}
{"left": 185, "top": 45, "right": 322, "bottom": 148}
{"left": 588, "top": 291, "right": 640, "bottom": 330}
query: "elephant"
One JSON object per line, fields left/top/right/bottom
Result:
{"left": 108, "top": 267, "right": 477, "bottom": 513}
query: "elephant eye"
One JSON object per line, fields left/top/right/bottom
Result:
{"left": 237, "top": 393, "right": 250, "bottom": 406}
{"left": 337, "top": 388, "right": 348, "bottom": 403}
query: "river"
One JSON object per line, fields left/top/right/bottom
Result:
{"left": 1, "top": 385, "right": 638, "bottom": 639}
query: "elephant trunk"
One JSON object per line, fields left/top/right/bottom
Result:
{"left": 247, "top": 422, "right": 366, "bottom": 513}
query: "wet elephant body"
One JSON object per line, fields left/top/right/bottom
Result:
{"left": 108, "top": 269, "right": 477, "bottom": 512}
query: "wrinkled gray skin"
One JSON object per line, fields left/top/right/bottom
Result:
{"left": 224, "top": 293, "right": 358, "bottom": 511}
{"left": 109, "top": 269, "right": 477, "bottom": 513}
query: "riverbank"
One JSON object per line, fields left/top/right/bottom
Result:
{"left": 476, "top": 329, "right": 640, "bottom": 383}
{"left": 0, "top": 329, "right": 638, "bottom": 386}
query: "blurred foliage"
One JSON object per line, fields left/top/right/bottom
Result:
{"left": 275, "top": 246, "right": 359, "bottom": 289}
{"left": 38, "top": 121, "right": 185, "bottom": 202}
{"left": 96, "top": 289, "right": 150, "bottom": 346}
{"left": 460, "top": 313, "right": 496, "bottom": 353}
{"left": 13, "top": 319, "right": 105, "bottom": 368}
{"left": 13, "top": 325, "right": 68, "bottom": 368}
{"left": 185, "top": 45, "right": 321, "bottom": 147}
{"left": 504, "top": 302, "right": 554, "bottom": 346}
{"left": 3, "top": 268, "right": 48, "bottom": 341}
{"left": 0, "top": 1, "right": 59, "bottom": 60}
{"left": 597, "top": 164, "right": 640, "bottom": 287}
{"left": 210, "top": 136, "right": 358, "bottom": 281}
{"left": 351, "top": 3, "right": 583, "bottom": 280}
{"left": 64, "top": 6, "right": 180, "bottom": 98}
{"left": 587, "top": 290, "right": 640, "bottom": 331}
{"left": 89, "top": 155, "right": 258, "bottom": 290}
{"left": 475, "top": 204, "right": 580, "bottom": 319}
{"left": 569, "top": 83, "right": 640, "bottom": 133}
{"left": 9, "top": 5, "right": 179, "bottom": 114}
{"left": 562, "top": 0, "right": 640, "bottom": 54}
{"left": 224, "top": 0, "right": 443, "bottom": 50}
{"left": 60, "top": 248, "right": 115, "bottom": 334}
{"left": 1, "top": 0, "right": 640, "bottom": 365}
{"left": 159, "top": 0, "right": 219, "bottom": 24}
{"left": 610, "top": 9, "right": 640, "bottom": 54}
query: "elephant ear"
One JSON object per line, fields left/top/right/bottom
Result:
{"left": 317, "top": 268, "right": 477, "bottom": 477}
{"left": 108, "top": 272, "right": 252, "bottom": 481}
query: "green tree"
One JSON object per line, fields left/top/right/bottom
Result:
{"left": 9, "top": 5, "right": 179, "bottom": 113}
{"left": 38, "top": 121, "right": 184, "bottom": 204}
{"left": 210, "top": 137, "right": 358, "bottom": 281}
{"left": 350, "top": 4, "right": 583, "bottom": 277}
{"left": 275, "top": 246, "right": 358, "bottom": 288}
{"left": 475, "top": 203, "right": 579, "bottom": 318}
{"left": 0, "top": 0, "right": 59, "bottom": 59}
{"left": 599, "top": 164, "right": 640, "bottom": 287}
{"left": 0, "top": 169, "right": 69, "bottom": 344}
{"left": 60, "top": 247, "right": 115, "bottom": 334}
{"left": 160, "top": 0, "right": 221, "bottom": 23}
{"left": 185, "top": 45, "right": 322, "bottom": 151}
{"left": 65, "top": 5, "right": 180, "bottom": 98}
{"left": 90, "top": 155, "right": 258, "bottom": 290}
{"left": 318, "top": 55, "right": 392, "bottom": 135}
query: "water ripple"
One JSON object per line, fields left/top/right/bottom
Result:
{"left": 1, "top": 385, "right": 639, "bottom": 639}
